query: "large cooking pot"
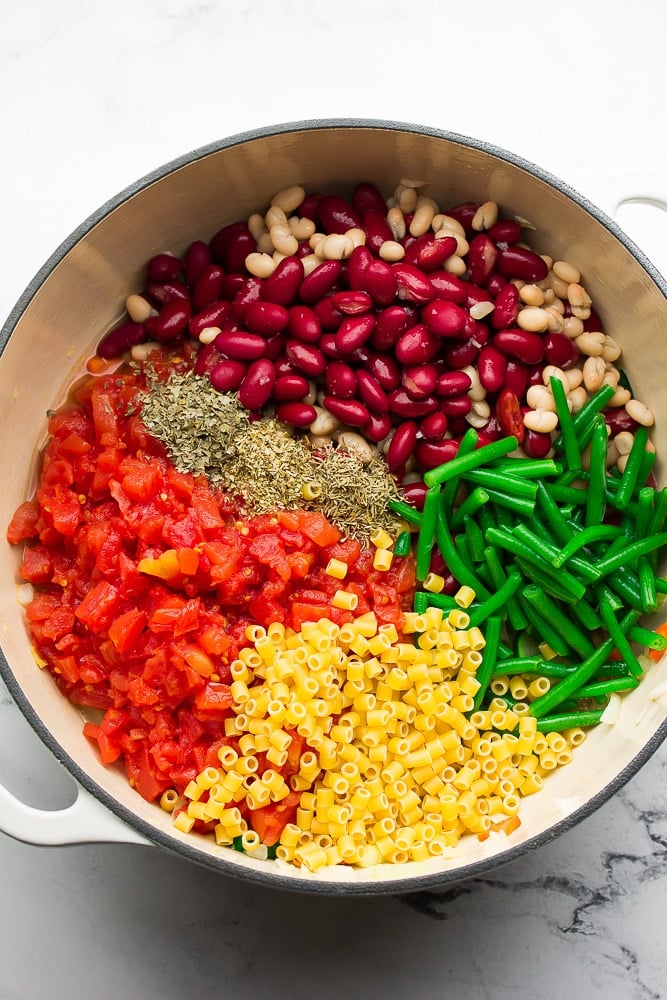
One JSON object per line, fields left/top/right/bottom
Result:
{"left": 2, "top": 120, "right": 667, "bottom": 894}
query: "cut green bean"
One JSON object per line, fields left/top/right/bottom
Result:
{"left": 598, "top": 598, "right": 643, "bottom": 678}
{"left": 522, "top": 585, "right": 595, "bottom": 659}
{"left": 415, "top": 486, "right": 440, "bottom": 581}
{"left": 486, "top": 527, "right": 586, "bottom": 600}
{"left": 529, "top": 635, "right": 616, "bottom": 718}
{"left": 388, "top": 499, "right": 423, "bottom": 525}
{"left": 575, "top": 675, "right": 640, "bottom": 699}
{"left": 637, "top": 487, "right": 655, "bottom": 539}
{"left": 517, "top": 595, "right": 572, "bottom": 658}
{"left": 472, "top": 615, "right": 502, "bottom": 711}
{"left": 639, "top": 556, "right": 658, "bottom": 613}
{"left": 461, "top": 467, "right": 538, "bottom": 500}
{"left": 637, "top": 448, "right": 656, "bottom": 489}
{"left": 463, "top": 514, "right": 486, "bottom": 564}
{"left": 483, "top": 488, "right": 536, "bottom": 517}
{"left": 512, "top": 523, "right": 600, "bottom": 584}
{"left": 491, "top": 657, "right": 574, "bottom": 679}
{"left": 536, "top": 709, "right": 605, "bottom": 732}
{"left": 585, "top": 415, "right": 608, "bottom": 527}
{"left": 550, "top": 375, "right": 581, "bottom": 472}
{"left": 544, "top": 483, "right": 588, "bottom": 506}
{"left": 648, "top": 488, "right": 667, "bottom": 536}
{"left": 424, "top": 436, "right": 518, "bottom": 487}
{"left": 393, "top": 530, "right": 412, "bottom": 557}
{"left": 490, "top": 458, "right": 562, "bottom": 479}
{"left": 419, "top": 592, "right": 458, "bottom": 611}
{"left": 513, "top": 558, "right": 579, "bottom": 605}
{"left": 556, "top": 383, "right": 616, "bottom": 449}
{"left": 595, "top": 532, "right": 667, "bottom": 577}
{"left": 467, "top": 571, "right": 522, "bottom": 628}
{"left": 536, "top": 481, "right": 574, "bottom": 546}
{"left": 441, "top": 428, "right": 479, "bottom": 514}
{"left": 450, "top": 488, "right": 490, "bottom": 529}
{"left": 630, "top": 623, "right": 667, "bottom": 650}
{"left": 413, "top": 591, "right": 429, "bottom": 614}
{"left": 483, "top": 546, "right": 528, "bottom": 631}
{"left": 552, "top": 524, "right": 621, "bottom": 567}
{"left": 614, "top": 426, "right": 649, "bottom": 510}
{"left": 435, "top": 505, "right": 492, "bottom": 600}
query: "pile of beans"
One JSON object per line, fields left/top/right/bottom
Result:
{"left": 98, "top": 180, "right": 655, "bottom": 510}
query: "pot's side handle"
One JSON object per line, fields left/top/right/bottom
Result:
{"left": 0, "top": 779, "right": 151, "bottom": 846}
{"left": 584, "top": 172, "right": 667, "bottom": 276}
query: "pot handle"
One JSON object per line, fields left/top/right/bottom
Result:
{"left": 584, "top": 171, "right": 667, "bottom": 274}
{"left": 0, "top": 778, "right": 151, "bottom": 846}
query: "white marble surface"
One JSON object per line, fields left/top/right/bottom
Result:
{"left": 2, "top": 1, "right": 667, "bottom": 997}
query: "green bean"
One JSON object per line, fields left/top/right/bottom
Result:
{"left": 467, "top": 571, "right": 522, "bottom": 628}
{"left": 574, "top": 676, "right": 640, "bottom": 699}
{"left": 463, "top": 514, "right": 486, "bottom": 563}
{"left": 472, "top": 615, "right": 502, "bottom": 711}
{"left": 529, "top": 635, "right": 616, "bottom": 718}
{"left": 655, "top": 577, "right": 667, "bottom": 594}
{"left": 512, "top": 523, "right": 600, "bottom": 584}
{"left": 483, "top": 546, "right": 528, "bottom": 631}
{"left": 595, "top": 532, "right": 667, "bottom": 577}
{"left": 637, "top": 448, "right": 656, "bottom": 489}
{"left": 536, "top": 481, "right": 574, "bottom": 546}
{"left": 450, "top": 488, "right": 490, "bottom": 529}
{"left": 419, "top": 592, "right": 458, "bottom": 611}
{"left": 490, "top": 458, "right": 562, "bottom": 479}
{"left": 637, "top": 487, "right": 655, "bottom": 539}
{"left": 592, "top": 660, "right": 633, "bottom": 679}
{"left": 435, "top": 505, "right": 492, "bottom": 600}
{"left": 424, "top": 435, "right": 518, "bottom": 487}
{"left": 552, "top": 524, "right": 621, "bottom": 568}
{"left": 648, "top": 488, "right": 667, "bottom": 536}
{"left": 497, "top": 640, "right": 515, "bottom": 660}
{"left": 556, "top": 383, "right": 616, "bottom": 449}
{"left": 513, "top": 558, "right": 579, "bottom": 605}
{"left": 628, "top": 623, "right": 667, "bottom": 650}
{"left": 491, "top": 657, "right": 574, "bottom": 678}
{"left": 550, "top": 375, "right": 581, "bottom": 472}
{"left": 388, "top": 499, "right": 422, "bottom": 525}
{"left": 570, "top": 597, "right": 603, "bottom": 631}
{"left": 486, "top": 527, "right": 586, "bottom": 601}
{"left": 605, "top": 568, "right": 645, "bottom": 612}
{"left": 517, "top": 594, "right": 571, "bottom": 658}
{"left": 522, "top": 585, "right": 595, "bottom": 658}
{"left": 441, "top": 428, "right": 479, "bottom": 514}
{"left": 535, "top": 709, "right": 605, "bottom": 732}
{"left": 598, "top": 598, "right": 643, "bottom": 678}
{"left": 413, "top": 591, "right": 429, "bottom": 614}
{"left": 614, "top": 426, "right": 649, "bottom": 510}
{"left": 483, "top": 488, "right": 536, "bottom": 517}
{"left": 461, "top": 467, "right": 538, "bottom": 500}
{"left": 415, "top": 486, "right": 440, "bottom": 581}
{"left": 544, "top": 483, "right": 588, "bottom": 506}
{"left": 393, "top": 530, "right": 413, "bottom": 557}
{"left": 639, "top": 556, "right": 658, "bottom": 613}
{"left": 585, "top": 416, "right": 608, "bottom": 527}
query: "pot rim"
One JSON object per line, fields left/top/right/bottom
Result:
{"left": 2, "top": 116, "right": 667, "bottom": 896}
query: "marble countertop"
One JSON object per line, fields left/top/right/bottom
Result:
{"left": 2, "top": 2, "right": 667, "bottom": 997}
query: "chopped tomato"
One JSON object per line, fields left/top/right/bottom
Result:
{"left": 248, "top": 791, "right": 301, "bottom": 846}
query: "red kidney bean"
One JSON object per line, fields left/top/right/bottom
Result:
{"left": 322, "top": 396, "right": 370, "bottom": 427}
{"left": 274, "top": 357, "right": 297, "bottom": 377}
{"left": 215, "top": 330, "right": 267, "bottom": 361}
{"left": 527, "top": 366, "right": 544, "bottom": 389}
{"left": 491, "top": 283, "right": 520, "bottom": 330}
{"left": 503, "top": 359, "right": 530, "bottom": 398}
{"left": 464, "top": 283, "right": 493, "bottom": 309}
{"left": 263, "top": 335, "right": 285, "bottom": 361}
{"left": 145, "top": 279, "right": 190, "bottom": 305}
{"left": 335, "top": 314, "right": 376, "bottom": 354}
{"left": 238, "top": 359, "right": 275, "bottom": 410}
{"left": 363, "top": 210, "right": 394, "bottom": 253}
{"left": 297, "top": 241, "right": 313, "bottom": 259}
{"left": 420, "top": 411, "right": 449, "bottom": 441}
{"left": 371, "top": 306, "right": 411, "bottom": 350}
{"left": 210, "top": 221, "right": 247, "bottom": 263}
{"left": 497, "top": 246, "right": 548, "bottom": 282}
{"left": 319, "top": 334, "right": 341, "bottom": 359}
{"left": 439, "top": 395, "right": 473, "bottom": 417}
{"left": 476, "top": 414, "right": 503, "bottom": 443}
{"left": 287, "top": 304, "right": 321, "bottom": 343}
{"left": 189, "top": 301, "right": 232, "bottom": 338}
{"left": 325, "top": 361, "right": 357, "bottom": 399}
{"left": 487, "top": 220, "right": 522, "bottom": 245}
{"left": 523, "top": 428, "right": 553, "bottom": 459}
{"left": 362, "top": 259, "right": 397, "bottom": 305}
{"left": 486, "top": 274, "right": 508, "bottom": 298}
{"left": 386, "top": 421, "right": 418, "bottom": 471}
{"left": 192, "top": 265, "right": 225, "bottom": 311}
{"left": 389, "top": 390, "right": 439, "bottom": 418}
{"left": 313, "top": 296, "right": 344, "bottom": 331}
{"left": 244, "top": 301, "right": 289, "bottom": 336}
{"left": 349, "top": 345, "right": 372, "bottom": 365}
{"left": 604, "top": 408, "right": 639, "bottom": 436}
{"left": 435, "top": 371, "right": 473, "bottom": 397}
{"left": 429, "top": 272, "right": 468, "bottom": 303}
{"left": 363, "top": 413, "right": 392, "bottom": 442}
{"left": 441, "top": 340, "right": 479, "bottom": 369}
{"left": 273, "top": 373, "right": 310, "bottom": 401}
{"left": 275, "top": 402, "right": 318, "bottom": 427}
{"left": 285, "top": 340, "right": 327, "bottom": 376}
{"left": 583, "top": 308, "right": 604, "bottom": 333}
{"left": 232, "top": 277, "right": 264, "bottom": 322}
{"left": 395, "top": 324, "right": 441, "bottom": 365}
{"left": 445, "top": 202, "right": 478, "bottom": 234}
{"left": 392, "top": 262, "right": 434, "bottom": 304}
{"left": 97, "top": 321, "right": 146, "bottom": 358}
{"left": 299, "top": 260, "right": 342, "bottom": 303}
{"left": 319, "top": 195, "right": 361, "bottom": 234}
{"left": 414, "top": 439, "right": 460, "bottom": 471}
{"left": 403, "top": 364, "right": 437, "bottom": 400}
{"left": 544, "top": 332, "right": 580, "bottom": 369}
{"left": 467, "top": 234, "right": 499, "bottom": 286}
{"left": 299, "top": 192, "right": 322, "bottom": 222}
{"left": 220, "top": 273, "right": 246, "bottom": 299}
{"left": 210, "top": 359, "right": 247, "bottom": 392}
{"left": 185, "top": 240, "right": 211, "bottom": 287}
{"left": 366, "top": 352, "right": 401, "bottom": 391}
{"left": 493, "top": 329, "right": 545, "bottom": 365}
{"left": 146, "top": 300, "right": 192, "bottom": 342}
{"left": 224, "top": 228, "right": 256, "bottom": 274}
{"left": 401, "top": 481, "right": 428, "bottom": 511}
{"left": 262, "top": 256, "right": 304, "bottom": 306}
{"left": 147, "top": 253, "right": 183, "bottom": 282}
{"left": 422, "top": 299, "right": 468, "bottom": 337}
{"left": 356, "top": 371, "right": 390, "bottom": 414}
{"left": 496, "top": 389, "right": 525, "bottom": 442}
{"left": 194, "top": 342, "right": 221, "bottom": 376}
{"left": 407, "top": 235, "right": 458, "bottom": 272}
{"left": 347, "top": 245, "right": 372, "bottom": 290}
{"left": 477, "top": 344, "right": 508, "bottom": 392}
{"left": 332, "top": 290, "right": 373, "bottom": 315}
{"left": 352, "top": 182, "right": 387, "bottom": 217}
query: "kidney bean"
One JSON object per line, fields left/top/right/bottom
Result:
{"left": 232, "top": 276, "right": 263, "bottom": 317}
{"left": 299, "top": 192, "right": 322, "bottom": 222}
{"left": 439, "top": 395, "right": 473, "bottom": 417}
{"left": 389, "top": 389, "right": 439, "bottom": 418}
{"left": 523, "top": 428, "right": 553, "bottom": 458}
{"left": 544, "top": 332, "right": 580, "bottom": 369}
{"left": 408, "top": 235, "right": 458, "bottom": 273}
{"left": 347, "top": 245, "right": 372, "bottom": 290}
{"left": 487, "top": 220, "right": 522, "bottom": 245}
{"left": 361, "top": 259, "right": 397, "bottom": 305}
{"left": 97, "top": 321, "right": 146, "bottom": 358}
{"left": 210, "top": 359, "right": 247, "bottom": 392}
{"left": 192, "top": 265, "right": 225, "bottom": 311}
{"left": 210, "top": 221, "right": 247, "bottom": 263}
{"left": 486, "top": 274, "right": 508, "bottom": 298}
{"left": 185, "top": 241, "right": 211, "bottom": 287}
{"left": 215, "top": 330, "right": 266, "bottom": 361}
{"left": 371, "top": 306, "right": 411, "bottom": 350}
{"left": 444, "top": 202, "right": 479, "bottom": 234}
{"left": 299, "top": 260, "right": 342, "bottom": 303}
{"left": 477, "top": 345, "right": 508, "bottom": 392}
{"left": 357, "top": 371, "right": 390, "bottom": 414}
{"left": 275, "top": 401, "right": 318, "bottom": 427}
{"left": 365, "top": 352, "right": 401, "bottom": 392}
{"left": 420, "top": 411, "right": 449, "bottom": 441}
{"left": 272, "top": 373, "right": 310, "bottom": 402}
{"left": 415, "top": 439, "right": 460, "bottom": 471}
{"left": 403, "top": 364, "right": 437, "bottom": 400}
{"left": 494, "top": 329, "right": 545, "bottom": 365}
{"left": 313, "top": 297, "right": 344, "bottom": 331}
{"left": 262, "top": 256, "right": 304, "bottom": 306}
{"left": 583, "top": 308, "right": 605, "bottom": 333}
{"left": 220, "top": 273, "right": 246, "bottom": 299}
{"left": 496, "top": 388, "right": 525, "bottom": 442}
{"left": 194, "top": 342, "right": 221, "bottom": 376}
{"left": 363, "top": 210, "right": 394, "bottom": 252}
{"left": 497, "top": 246, "right": 548, "bottom": 282}
{"left": 287, "top": 304, "right": 321, "bottom": 344}
{"left": 243, "top": 301, "right": 289, "bottom": 337}
{"left": 442, "top": 340, "right": 480, "bottom": 369}
{"left": 145, "top": 279, "right": 190, "bottom": 305}
{"left": 392, "top": 262, "right": 434, "bottom": 304}
{"left": 464, "top": 283, "right": 494, "bottom": 309}
{"left": 238, "top": 359, "right": 275, "bottom": 410}
{"left": 429, "top": 272, "right": 468, "bottom": 303}
{"left": 190, "top": 301, "right": 232, "bottom": 338}
{"left": 319, "top": 195, "right": 361, "bottom": 234}
{"left": 263, "top": 334, "right": 286, "bottom": 360}
{"left": 335, "top": 314, "right": 376, "bottom": 354}
{"left": 604, "top": 407, "right": 639, "bottom": 436}
{"left": 227, "top": 229, "right": 258, "bottom": 274}
{"left": 146, "top": 253, "right": 183, "bottom": 282}
{"left": 401, "top": 481, "right": 428, "bottom": 511}
{"left": 491, "top": 283, "right": 520, "bottom": 329}
{"left": 386, "top": 422, "right": 418, "bottom": 471}
{"left": 352, "top": 182, "right": 387, "bottom": 217}
{"left": 503, "top": 359, "right": 530, "bottom": 398}
{"left": 322, "top": 396, "right": 370, "bottom": 427}
{"left": 363, "top": 412, "right": 392, "bottom": 443}
{"left": 435, "top": 371, "right": 473, "bottom": 397}
{"left": 319, "top": 334, "right": 341, "bottom": 359}
{"left": 422, "top": 299, "right": 468, "bottom": 337}
{"left": 476, "top": 413, "right": 503, "bottom": 442}
{"left": 325, "top": 361, "right": 357, "bottom": 399}
{"left": 273, "top": 357, "right": 297, "bottom": 377}
{"left": 332, "top": 290, "right": 373, "bottom": 315}
{"left": 467, "top": 234, "right": 499, "bottom": 286}
{"left": 285, "top": 340, "right": 327, "bottom": 376}
{"left": 146, "top": 299, "right": 192, "bottom": 342}
{"left": 394, "top": 324, "right": 440, "bottom": 365}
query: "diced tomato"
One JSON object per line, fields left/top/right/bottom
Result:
{"left": 125, "top": 743, "right": 169, "bottom": 802}
{"left": 75, "top": 581, "right": 122, "bottom": 634}
{"left": 290, "top": 601, "right": 330, "bottom": 630}
{"left": 296, "top": 511, "right": 342, "bottom": 548}
{"left": 6, "top": 500, "right": 40, "bottom": 543}
{"left": 20, "top": 545, "right": 53, "bottom": 584}
{"left": 248, "top": 791, "right": 301, "bottom": 846}
{"left": 108, "top": 608, "right": 147, "bottom": 654}
{"left": 194, "top": 682, "right": 233, "bottom": 715}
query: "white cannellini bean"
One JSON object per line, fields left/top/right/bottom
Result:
{"left": 567, "top": 386, "right": 588, "bottom": 413}
{"left": 257, "top": 232, "right": 275, "bottom": 254}
{"left": 386, "top": 207, "right": 406, "bottom": 240}
{"left": 567, "top": 282, "right": 592, "bottom": 310}
{"left": 552, "top": 260, "right": 581, "bottom": 284}
{"left": 469, "top": 300, "right": 495, "bottom": 320}
{"left": 564, "top": 368, "right": 584, "bottom": 391}
{"left": 519, "top": 284, "right": 545, "bottom": 307}
{"left": 544, "top": 307, "right": 564, "bottom": 332}
{"left": 131, "top": 341, "right": 160, "bottom": 362}
{"left": 523, "top": 409, "right": 559, "bottom": 433}
{"left": 601, "top": 336, "right": 622, "bottom": 362}
{"left": 625, "top": 398, "right": 655, "bottom": 427}
{"left": 245, "top": 251, "right": 276, "bottom": 278}
{"left": 288, "top": 216, "right": 316, "bottom": 240}
{"left": 198, "top": 326, "right": 221, "bottom": 345}
{"left": 270, "top": 184, "right": 305, "bottom": 214}
{"left": 309, "top": 405, "right": 340, "bottom": 435}
{"left": 337, "top": 432, "right": 375, "bottom": 463}
{"left": 247, "top": 212, "right": 266, "bottom": 241}
{"left": 574, "top": 331, "right": 605, "bottom": 357}
{"left": 443, "top": 255, "right": 467, "bottom": 276}
{"left": 410, "top": 203, "right": 436, "bottom": 237}
{"left": 265, "top": 205, "right": 288, "bottom": 229}
{"left": 397, "top": 185, "right": 418, "bottom": 213}
{"left": 561, "top": 316, "right": 584, "bottom": 339}
{"left": 471, "top": 200, "right": 499, "bottom": 231}
{"left": 462, "top": 365, "right": 486, "bottom": 402}
{"left": 526, "top": 385, "right": 558, "bottom": 412}
{"left": 379, "top": 240, "right": 405, "bottom": 262}
{"left": 517, "top": 307, "right": 549, "bottom": 333}
{"left": 270, "top": 224, "right": 299, "bottom": 256}
{"left": 345, "top": 227, "right": 367, "bottom": 248}
{"left": 125, "top": 294, "right": 153, "bottom": 323}
{"left": 466, "top": 410, "right": 492, "bottom": 428}
{"left": 471, "top": 399, "right": 491, "bottom": 419}
{"left": 614, "top": 431, "right": 635, "bottom": 456}
{"left": 616, "top": 453, "right": 629, "bottom": 474}
{"left": 317, "top": 233, "right": 354, "bottom": 260}
{"left": 301, "top": 254, "right": 322, "bottom": 277}
{"left": 582, "top": 355, "right": 607, "bottom": 392}
{"left": 608, "top": 386, "right": 631, "bottom": 407}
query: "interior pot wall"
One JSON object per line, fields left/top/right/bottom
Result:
{"left": 1, "top": 124, "right": 667, "bottom": 888}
